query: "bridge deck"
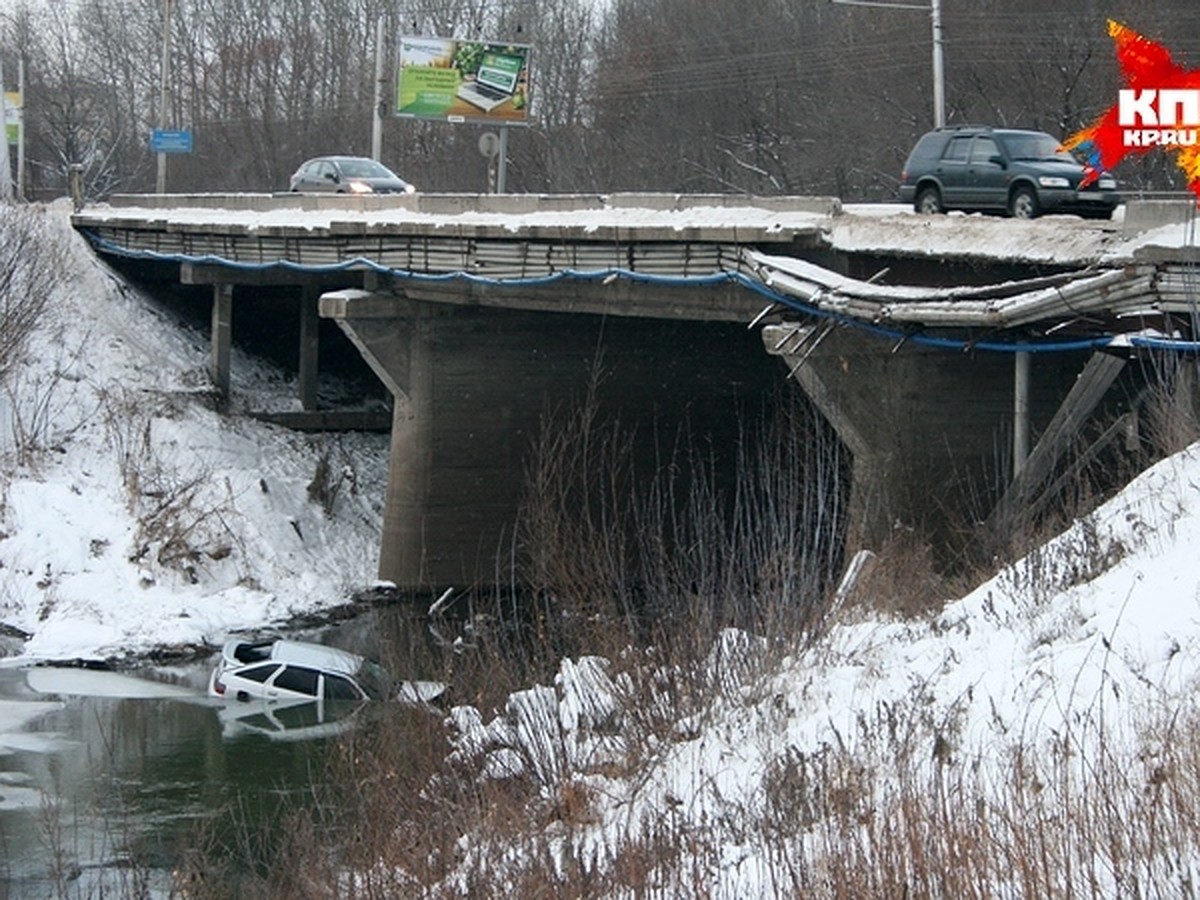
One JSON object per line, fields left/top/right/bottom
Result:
{"left": 73, "top": 193, "right": 1198, "bottom": 340}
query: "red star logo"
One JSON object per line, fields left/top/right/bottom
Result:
{"left": 1063, "top": 20, "right": 1200, "bottom": 202}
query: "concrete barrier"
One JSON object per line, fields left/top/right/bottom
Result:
{"left": 95, "top": 191, "right": 842, "bottom": 218}
{"left": 1123, "top": 198, "right": 1198, "bottom": 235}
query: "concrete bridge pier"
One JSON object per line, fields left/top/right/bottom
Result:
{"left": 321, "top": 287, "right": 788, "bottom": 590}
{"left": 181, "top": 263, "right": 355, "bottom": 410}
{"left": 763, "top": 322, "right": 1118, "bottom": 563}
{"left": 316, "top": 290, "right": 434, "bottom": 584}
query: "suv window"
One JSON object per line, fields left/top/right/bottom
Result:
{"left": 943, "top": 136, "right": 971, "bottom": 162}
{"left": 999, "top": 131, "right": 1067, "bottom": 161}
{"left": 909, "top": 132, "right": 945, "bottom": 163}
{"left": 970, "top": 137, "right": 1000, "bottom": 164}
{"left": 273, "top": 665, "right": 320, "bottom": 697}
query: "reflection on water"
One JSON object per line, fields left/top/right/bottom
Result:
{"left": 0, "top": 604, "right": 452, "bottom": 895}
{"left": 0, "top": 662, "right": 351, "bottom": 895}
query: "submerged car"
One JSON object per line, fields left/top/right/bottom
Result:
{"left": 207, "top": 637, "right": 446, "bottom": 706}
{"left": 288, "top": 155, "right": 416, "bottom": 195}
{"left": 897, "top": 126, "right": 1119, "bottom": 219}
{"left": 208, "top": 638, "right": 385, "bottom": 703}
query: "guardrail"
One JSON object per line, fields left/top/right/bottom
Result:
{"left": 91, "top": 191, "right": 844, "bottom": 217}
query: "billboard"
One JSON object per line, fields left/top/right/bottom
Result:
{"left": 4, "top": 91, "right": 20, "bottom": 145}
{"left": 397, "top": 36, "right": 530, "bottom": 126}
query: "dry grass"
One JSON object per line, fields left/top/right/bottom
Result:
{"left": 170, "top": 361, "right": 1200, "bottom": 898}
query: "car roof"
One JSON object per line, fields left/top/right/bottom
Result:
{"left": 312, "top": 155, "right": 377, "bottom": 165}
{"left": 929, "top": 125, "right": 1051, "bottom": 138}
{"left": 270, "top": 639, "right": 363, "bottom": 675}
{"left": 221, "top": 638, "right": 365, "bottom": 676}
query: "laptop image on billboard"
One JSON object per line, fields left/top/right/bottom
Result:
{"left": 457, "top": 51, "right": 523, "bottom": 112}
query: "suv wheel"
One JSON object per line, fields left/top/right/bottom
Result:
{"left": 1009, "top": 186, "right": 1040, "bottom": 219}
{"left": 914, "top": 186, "right": 943, "bottom": 215}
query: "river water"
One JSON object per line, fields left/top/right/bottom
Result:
{"left": 0, "top": 608, "right": 447, "bottom": 896}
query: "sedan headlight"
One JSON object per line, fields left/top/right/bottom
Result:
{"left": 1037, "top": 176, "right": 1071, "bottom": 188}
{"left": 1098, "top": 177, "right": 1117, "bottom": 190}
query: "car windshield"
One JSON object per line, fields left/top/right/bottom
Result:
{"left": 355, "top": 658, "right": 393, "bottom": 700}
{"left": 339, "top": 159, "right": 394, "bottom": 179}
{"left": 1001, "top": 133, "right": 1073, "bottom": 162}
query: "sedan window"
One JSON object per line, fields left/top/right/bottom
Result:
{"left": 239, "top": 663, "right": 279, "bottom": 684}
{"left": 324, "top": 674, "right": 363, "bottom": 701}
{"left": 273, "top": 665, "right": 320, "bottom": 697}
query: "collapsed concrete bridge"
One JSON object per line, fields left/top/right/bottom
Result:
{"left": 72, "top": 192, "right": 1200, "bottom": 588}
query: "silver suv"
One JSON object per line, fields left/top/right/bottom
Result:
{"left": 898, "top": 126, "right": 1119, "bottom": 219}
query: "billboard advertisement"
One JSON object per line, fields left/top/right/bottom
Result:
{"left": 4, "top": 91, "right": 20, "bottom": 145}
{"left": 397, "top": 36, "right": 530, "bottom": 126}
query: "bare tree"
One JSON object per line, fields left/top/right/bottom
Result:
{"left": 2, "top": 0, "right": 1197, "bottom": 199}
{"left": 0, "top": 208, "right": 65, "bottom": 386}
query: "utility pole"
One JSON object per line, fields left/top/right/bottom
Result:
{"left": 931, "top": 0, "right": 944, "bottom": 127}
{"left": 156, "top": 0, "right": 171, "bottom": 194}
{"left": 371, "top": 16, "right": 385, "bottom": 161}
{"left": 16, "top": 56, "right": 24, "bottom": 199}
{"left": 831, "top": 0, "right": 945, "bottom": 128}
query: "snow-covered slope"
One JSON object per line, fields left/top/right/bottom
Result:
{"left": 0, "top": 202, "right": 389, "bottom": 663}
{"left": 437, "top": 439, "right": 1200, "bottom": 894}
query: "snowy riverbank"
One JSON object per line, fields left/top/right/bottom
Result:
{"left": 0, "top": 202, "right": 390, "bottom": 664}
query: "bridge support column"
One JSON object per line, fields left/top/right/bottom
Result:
{"left": 323, "top": 288, "right": 785, "bottom": 590}
{"left": 209, "top": 283, "right": 232, "bottom": 396}
{"left": 373, "top": 306, "right": 432, "bottom": 585}
{"left": 1013, "top": 350, "right": 1030, "bottom": 478}
{"left": 764, "top": 323, "right": 1100, "bottom": 562}
{"left": 298, "top": 284, "right": 321, "bottom": 411}
{"left": 183, "top": 262, "right": 365, "bottom": 413}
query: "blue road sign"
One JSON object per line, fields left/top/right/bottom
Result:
{"left": 150, "top": 129, "right": 193, "bottom": 154}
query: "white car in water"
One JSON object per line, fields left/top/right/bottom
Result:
{"left": 207, "top": 637, "right": 446, "bottom": 706}
{"left": 208, "top": 638, "right": 382, "bottom": 703}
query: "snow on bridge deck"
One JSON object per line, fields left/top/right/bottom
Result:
{"left": 71, "top": 192, "right": 1200, "bottom": 336}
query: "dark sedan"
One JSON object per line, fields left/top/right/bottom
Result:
{"left": 288, "top": 156, "right": 416, "bottom": 194}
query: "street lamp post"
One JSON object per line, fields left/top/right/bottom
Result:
{"left": 831, "top": 0, "right": 945, "bottom": 128}
{"left": 156, "top": 0, "right": 172, "bottom": 193}
{"left": 371, "top": 16, "right": 384, "bottom": 161}
{"left": 0, "top": 56, "right": 11, "bottom": 203}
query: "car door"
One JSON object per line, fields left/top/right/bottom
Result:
{"left": 316, "top": 160, "right": 341, "bottom": 192}
{"left": 293, "top": 161, "right": 324, "bottom": 192}
{"left": 323, "top": 672, "right": 366, "bottom": 701}
{"left": 936, "top": 135, "right": 973, "bottom": 207}
{"left": 228, "top": 662, "right": 280, "bottom": 700}
{"left": 964, "top": 136, "right": 1008, "bottom": 209}
{"left": 270, "top": 664, "right": 321, "bottom": 700}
